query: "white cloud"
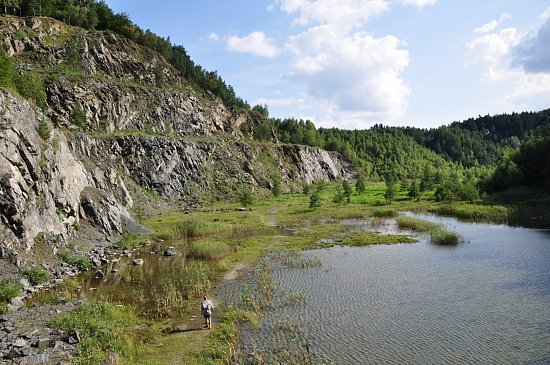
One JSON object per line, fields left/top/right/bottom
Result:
{"left": 253, "top": 96, "right": 308, "bottom": 107}
{"left": 508, "top": 73, "right": 550, "bottom": 105}
{"left": 468, "top": 16, "right": 550, "bottom": 112}
{"left": 286, "top": 28, "right": 410, "bottom": 120}
{"left": 539, "top": 6, "right": 550, "bottom": 21}
{"left": 474, "top": 13, "right": 511, "bottom": 33}
{"left": 277, "top": 0, "right": 390, "bottom": 31}
{"left": 400, "top": 0, "right": 438, "bottom": 9}
{"left": 467, "top": 27, "right": 526, "bottom": 80}
{"left": 208, "top": 32, "right": 220, "bottom": 41}
{"left": 226, "top": 32, "right": 281, "bottom": 58}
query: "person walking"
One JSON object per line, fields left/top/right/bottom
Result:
{"left": 201, "top": 295, "right": 214, "bottom": 329}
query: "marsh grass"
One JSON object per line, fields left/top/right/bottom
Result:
{"left": 141, "top": 261, "right": 211, "bottom": 318}
{"left": 396, "top": 216, "right": 440, "bottom": 232}
{"left": 371, "top": 207, "right": 398, "bottom": 218}
{"left": 272, "top": 248, "right": 322, "bottom": 268}
{"left": 342, "top": 231, "right": 416, "bottom": 246}
{"left": 430, "top": 229, "right": 462, "bottom": 245}
{"left": 50, "top": 301, "right": 144, "bottom": 365}
{"left": 430, "top": 203, "right": 510, "bottom": 223}
{"left": 188, "top": 239, "right": 231, "bottom": 260}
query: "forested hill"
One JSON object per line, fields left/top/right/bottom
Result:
{"left": 272, "top": 109, "right": 550, "bottom": 176}
{"left": 405, "top": 110, "right": 550, "bottom": 167}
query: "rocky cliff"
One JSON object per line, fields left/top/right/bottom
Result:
{"left": 0, "top": 16, "right": 354, "bottom": 272}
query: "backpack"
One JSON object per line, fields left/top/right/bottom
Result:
{"left": 202, "top": 303, "right": 211, "bottom": 315}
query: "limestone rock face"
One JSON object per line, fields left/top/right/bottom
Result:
{"left": 0, "top": 16, "right": 355, "bottom": 269}
{"left": 0, "top": 90, "right": 132, "bottom": 264}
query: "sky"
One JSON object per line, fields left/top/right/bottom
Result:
{"left": 103, "top": 0, "right": 550, "bottom": 130}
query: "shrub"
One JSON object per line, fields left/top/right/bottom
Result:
{"left": 16, "top": 71, "right": 47, "bottom": 110}
{"left": 0, "top": 279, "right": 21, "bottom": 303}
{"left": 38, "top": 118, "right": 51, "bottom": 140}
{"left": 188, "top": 239, "right": 231, "bottom": 260}
{"left": 59, "top": 250, "right": 91, "bottom": 270}
{"left": 23, "top": 267, "right": 50, "bottom": 286}
{"left": 177, "top": 219, "right": 209, "bottom": 238}
{"left": 71, "top": 103, "right": 87, "bottom": 129}
{"left": 238, "top": 186, "right": 255, "bottom": 207}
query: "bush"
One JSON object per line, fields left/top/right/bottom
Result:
{"left": 0, "top": 279, "right": 21, "bottom": 303}
{"left": 38, "top": 118, "right": 51, "bottom": 140}
{"left": 59, "top": 250, "right": 91, "bottom": 270}
{"left": 238, "top": 186, "right": 255, "bottom": 207}
{"left": 177, "top": 219, "right": 210, "bottom": 238}
{"left": 188, "top": 239, "right": 231, "bottom": 260}
{"left": 71, "top": 103, "right": 87, "bottom": 129}
{"left": 24, "top": 267, "right": 50, "bottom": 286}
{"left": 16, "top": 71, "right": 47, "bottom": 110}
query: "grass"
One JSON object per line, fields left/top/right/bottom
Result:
{"left": 58, "top": 250, "right": 91, "bottom": 270}
{"left": 396, "top": 216, "right": 440, "bottom": 232}
{"left": 0, "top": 279, "right": 21, "bottom": 303}
{"left": 50, "top": 301, "right": 147, "bottom": 365}
{"left": 371, "top": 207, "right": 398, "bottom": 218}
{"left": 341, "top": 231, "right": 416, "bottom": 246}
{"left": 188, "top": 239, "right": 231, "bottom": 260}
{"left": 23, "top": 267, "right": 50, "bottom": 286}
{"left": 429, "top": 229, "right": 462, "bottom": 245}
{"left": 430, "top": 203, "right": 511, "bottom": 223}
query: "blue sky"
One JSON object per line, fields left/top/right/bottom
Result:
{"left": 103, "top": 0, "right": 550, "bottom": 129}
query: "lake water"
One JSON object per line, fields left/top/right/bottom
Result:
{"left": 252, "top": 215, "right": 550, "bottom": 364}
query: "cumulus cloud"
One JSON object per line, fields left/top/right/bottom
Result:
{"left": 226, "top": 32, "right": 281, "bottom": 58}
{"left": 264, "top": 0, "right": 411, "bottom": 123}
{"left": 539, "top": 6, "right": 550, "bottom": 21}
{"left": 208, "top": 32, "right": 220, "bottom": 41}
{"left": 277, "top": 0, "right": 389, "bottom": 31}
{"left": 286, "top": 29, "right": 410, "bottom": 118}
{"left": 468, "top": 15, "right": 550, "bottom": 110}
{"left": 512, "top": 19, "right": 550, "bottom": 73}
{"left": 467, "top": 27, "right": 525, "bottom": 80}
{"left": 474, "top": 13, "right": 510, "bottom": 33}
{"left": 400, "top": 0, "right": 438, "bottom": 9}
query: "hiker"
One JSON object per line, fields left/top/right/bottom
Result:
{"left": 201, "top": 295, "right": 214, "bottom": 329}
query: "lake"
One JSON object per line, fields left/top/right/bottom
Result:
{"left": 241, "top": 214, "right": 550, "bottom": 364}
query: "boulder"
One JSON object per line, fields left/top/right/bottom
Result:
{"left": 163, "top": 247, "right": 176, "bottom": 256}
{"left": 132, "top": 259, "right": 144, "bottom": 266}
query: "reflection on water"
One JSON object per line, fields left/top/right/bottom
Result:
{"left": 255, "top": 215, "right": 550, "bottom": 364}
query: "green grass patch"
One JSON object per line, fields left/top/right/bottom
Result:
{"left": 51, "top": 301, "right": 144, "bottom": 365}
{"left": 0, "top": 279, "right": 21, "bottom": 303}
{"left": 58, "top": 250, "right": 91, "bottom": 270}
{"left": 23, "top": 267, "right": 50, "bottom": 286}
{"left": 341, "top": 231, "right": 416, "bottom": 246}
{"left": 396, "top": 216, "right": 440, "bottom": 232}
{"left": 371, "top": 207, "right": 398, "bottom": 218}
{"left": 188, "top": 239, "right": 232, "bottom": 260}
{"left": 429, "top": 229, "right": 462, "bottom": 245}
{"left": 430, "top": 203, "right": 510, "bottom": 223}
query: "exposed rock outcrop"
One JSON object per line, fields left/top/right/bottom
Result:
{"left": 0, "top": 16, "right": 354, "bottom": 270}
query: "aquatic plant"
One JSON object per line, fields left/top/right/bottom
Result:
{"left": 430, "top": 203, "right": 510, "bottom": 223}
{"left": 396, "top": 216, "right": 440, "bottom": 232}
{"left": 372, "top": 207, "right": 398, "bottom": 218}
{"left": 272, "top": 248, "right": 323, "bottom": 269}
{"left": 188, "top": 239, "right": 231, "bottom": 260}
{"left": 429, "top": 229, "right": 461, "bottom": 245}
